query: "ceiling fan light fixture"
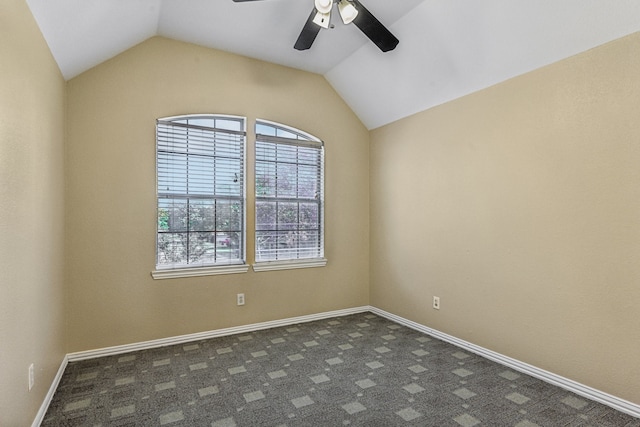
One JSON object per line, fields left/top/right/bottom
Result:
{"left": 338, "top": 0, "right": 358, "bottom": 24}
{"left": 312, "top": 0, "right": 332, "bottom": 29}
{"left": 312, "top": 10, "right": 331, "bottom": 28}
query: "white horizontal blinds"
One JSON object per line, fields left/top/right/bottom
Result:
{"left": 255, "top": 121, "right": 324, "bottom": 262}
{"left": 156, "top": 116, "right": 245, "bottom": 269}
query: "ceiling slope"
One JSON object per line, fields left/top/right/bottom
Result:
{"left": 328, "top": 0, "right": 640, "bottom": 129}
{"left": 25, "top": 0, "right": 640, "bottom": 130}
{"left": 26, "top": 0, "right": 162, "bottom": 80}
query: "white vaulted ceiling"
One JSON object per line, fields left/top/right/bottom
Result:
{"left": 25, "top": 0, "right": 640, "bottom": 129}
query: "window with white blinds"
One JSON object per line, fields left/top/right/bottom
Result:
{"left": 156, "top": 115, "right": 246, "bottom": 270}
{"left": 255, "top": 120, "right": 324, "bottom": 264}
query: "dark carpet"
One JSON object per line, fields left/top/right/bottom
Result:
{"left": 42, "top": 313, "right": 639, "bottom": 426}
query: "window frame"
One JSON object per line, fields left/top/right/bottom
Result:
{"left": 152, "top": 114, "right": 249, "bottom": 280}
{"left": 253, "top": 119, "right": 327, "bottom": 272}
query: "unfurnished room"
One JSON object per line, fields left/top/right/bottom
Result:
{"left": 1, "top": 0, "right": 639, "bottom": 426}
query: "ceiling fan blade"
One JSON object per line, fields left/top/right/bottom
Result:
{"left": 351, "top": 0, "right": 399, "bottom": 52}
{"left": 294, "top": 8, "right": 322, "bottom": 51}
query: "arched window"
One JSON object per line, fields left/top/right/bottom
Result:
{"left": 254, "top": 120, "right": 325, "bottom": 269}
{"left": 153, "top": 115, "right": 247, "bottom": 277}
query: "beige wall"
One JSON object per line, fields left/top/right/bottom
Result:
{"left": 4, "top": 2, "right": 639, "bottom": 419}
{"left": 0, "top": 0, "right": 66, "bottom": 425}
{"left": 65, "top": 37, "right": 370, "bottom": 352}
{"left": 370, "top": 32, "right": 640, "bottom": 404}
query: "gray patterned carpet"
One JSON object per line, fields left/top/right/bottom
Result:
{"left": 42, "top": 313, "right": 639, "bottom": 426}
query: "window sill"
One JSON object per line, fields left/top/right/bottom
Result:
{"left": 252, "top": 258, "right": 327, "bottom": 272}
{"left": 152, "top": 264, "right": 249, "bottom": 280}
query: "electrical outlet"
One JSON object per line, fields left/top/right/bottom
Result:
{"left": 433, "top": 296, "right": 440, "bottom": 310}
{"left": 28, "top": 364, "right": 34, "bottom": 391}
{"left": 237, "top": 293, "right": 245, "bottom": 306}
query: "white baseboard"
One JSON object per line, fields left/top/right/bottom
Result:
{"left": 32, "top": 354, "right": 68, "bottom": 427}
{"left": 67, "top": 306, "right": 370, "bottom": 362}
{"left": 34, "top": 307, "right": 368, "bottom": 426}
{"left": 34, "top": 305, "right": 639, "bottom": 425}
{"left": 369, "top": 306, "right": 640, "bottom": 419}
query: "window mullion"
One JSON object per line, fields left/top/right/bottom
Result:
{"left": 185, "top": 124, "right": 191, "bottom": 265}
{"left": 296, "top": 200, "right": 301, "bottom": 260}
{"left": 213, "top": 198, "right": 218, "bottom": 263}
{"left": 275, "top": 144, "right": 279, "bottom": 261}
{"left": 186, "top": 198, "right": 191, "bottom": 265}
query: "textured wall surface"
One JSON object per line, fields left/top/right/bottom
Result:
{"left": 0, "top": 0, "right": 66, "bottom": 425}
{"left": 370, "top": 33, "right": 640, "bottom": 405}
{"left": 65, "top": 37, "right": 370, "bottom": 352}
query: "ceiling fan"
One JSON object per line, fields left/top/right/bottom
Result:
{"left": 232, "top": 0, "right": 399, "bottom": 52}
